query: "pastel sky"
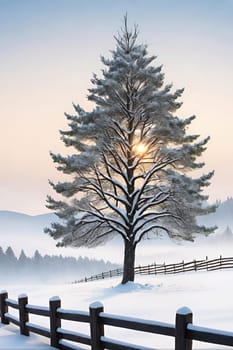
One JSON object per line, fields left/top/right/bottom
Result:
{"left": 1, "top": 0, "right": 233, "bottom": 214}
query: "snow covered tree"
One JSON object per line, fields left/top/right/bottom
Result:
{"left": 18, "top": 249, "right": 29, "bottom": 268}
{"left": 5, "top": 246, "right": 17, "bottom": 271}
{"left": 33, "top": 250, "right": 42, "bottom": 265}
{"left": 46, "top": 18, "right": 215, "bottom": 284}
{"left": 0, "top": 246, "right": 6, "bottom": 266}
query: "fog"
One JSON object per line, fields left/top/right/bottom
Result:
{"left": 0, "top": 198, "right": 232, "bottom": 284}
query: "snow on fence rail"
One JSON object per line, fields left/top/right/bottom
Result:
{"left": 1, "top": 291, "right": 233, "bottom": 350}
{"left": 76, "top": 255, "right": 233, "bottom": 283}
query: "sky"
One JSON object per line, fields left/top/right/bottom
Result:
{"left": 0, "top": 0, "right": 233, "bottom": 215}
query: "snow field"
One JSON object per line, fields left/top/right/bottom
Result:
{"left": 1, "top": 268, "right": 233, "bottom": 349}
{"left": 1, "top": 225, "right": 233, "bottom": 349}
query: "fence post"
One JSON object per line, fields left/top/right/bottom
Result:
{"left": 18, "top": 294, "right": 29, "bottom": 336}
{"left": 193, "top": 260, "right": 197, "bottom": 271}
{"left": 175, "top": 307, "right": 193, "bottom": 350}
{"left": 89, "top": 301, "right": 104, "bottom": 350}
{"left": 50, "top": 296, "right": 61, "bottom": 348}
{"left": 0, "top": 291, "right": 9, "bottom": 324}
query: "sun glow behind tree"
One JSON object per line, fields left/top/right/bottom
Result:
{"left": 45, "top": 17, "right": 215, "bottom": 284}
{"left": 133, "top": 142, "right": 148, "bottom": 156}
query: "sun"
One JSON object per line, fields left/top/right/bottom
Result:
{"left": 133, "top": 143, "right": 148, "bottom": 156}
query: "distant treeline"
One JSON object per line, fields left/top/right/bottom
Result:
{"left": 0, "top": 246, "right": 120, "bottom": 283}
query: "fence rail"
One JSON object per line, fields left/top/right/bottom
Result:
{"left": 1, "top": 291, "right": 233, "bottom": 350}
{"left": 76, "top": 255, "right": 233, "bottom": 283}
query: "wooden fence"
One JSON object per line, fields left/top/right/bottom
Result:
{"left": 76, "top": 255, "right": 233, "bottom": 283}
{"left": 1, "top": 291, "right": 233, "bottom": 350}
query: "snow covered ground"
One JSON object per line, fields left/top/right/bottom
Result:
{"left": 1, "top": 267, "right": 233, "bottom": 350}
{"left": 1, "top": 222, "right": 233, "bottom": 349}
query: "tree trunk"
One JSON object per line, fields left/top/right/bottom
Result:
{"left": 121, "top": 240, "right": 136, "bottom": 284}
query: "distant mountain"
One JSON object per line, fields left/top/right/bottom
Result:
{"left": 1, "top": 197, "right": 232, "bottom": 236}
{"left": 221, "top": 226, "right": 233, "bottom": 242}
{"left": 0, "top": 211, "right": 61, "bottom": 258}
{"left": 0, "top": 198, "right": 233, "bottom": 262}
{"left": 0, "top": 211, "right": 56, "bottom": 234}
{"left": 198, "top": 197, "right": 233, "bottom": 230}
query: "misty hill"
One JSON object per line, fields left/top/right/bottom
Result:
{"left": 220, "top": 226, "right": 233, "bottom": 242}
{"left": 0, "top": 198, "right": 233, "bottom": 265}
{"left": 0, "top": 211, "right": 56, "bottom": 234}
{"left": 0, "top": 211, "right": 124, "bottom": 262}
{"left": 0, "top": 211, "right": 74, "bottom": 258}
{"left": 1, "top": 197, "right": 233, "bottom": 235}
{"left": 198, "top": 197, "right": 233, "bottom": 230}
